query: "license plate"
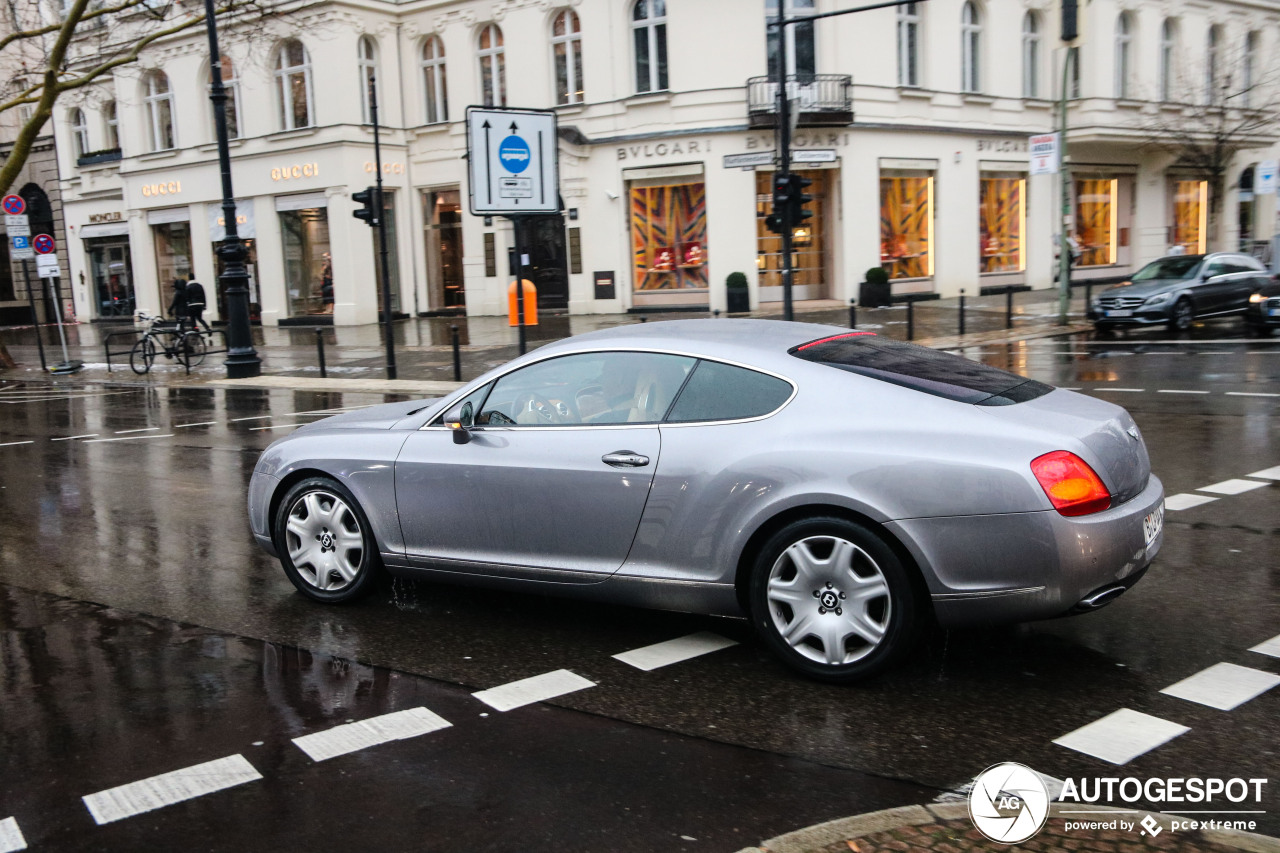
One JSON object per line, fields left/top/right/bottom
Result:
{"left": 1107, "top": 309, "right": 1133, "bottom": 318}
{"left": 1143, "top": 503, "right": 1164, "bottom": 547}
{"left": 1270, "top": 307, "right": 1280, "bottom": 317}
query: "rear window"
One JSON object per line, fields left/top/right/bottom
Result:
{"left": 665, "top": 360, "right": 793, "bottom": 422}
{"left": 791, "top": 333, "right": 1053, "bottom": 406}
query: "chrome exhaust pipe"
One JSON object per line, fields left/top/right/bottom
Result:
{"left": 1076, "top": 585, "right": 1128, "bottom": 611}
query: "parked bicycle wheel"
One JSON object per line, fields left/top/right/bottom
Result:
{"left": 129, "top": 336, "right": 156, "bottom": 375}
{"left": 179, "top": 331, "right": 207, "bottom": 368}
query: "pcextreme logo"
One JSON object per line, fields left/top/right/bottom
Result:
{"left": 968, "top": 762, "right": 1051, "bottom": 844}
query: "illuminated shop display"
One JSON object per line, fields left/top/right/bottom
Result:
{"left": 629, "top": 181, "right": 708, "bottom": 291}
{"left": 979, "top": 175, "right": 1025, "bottom": 273}
{"left": 1171, "top": 180, "right": 1208, "bottom": 255}
{"left": 880, "top": 173, "right": 933, "bottom": 279}
{"left": 1075, "top": 178, "right": 1118, "bottom": 266}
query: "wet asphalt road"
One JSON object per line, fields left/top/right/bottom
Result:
{"left": 1, "top": 319, "right": 1279, "bottom": 851}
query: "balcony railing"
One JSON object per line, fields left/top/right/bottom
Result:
{"left": 77, "top": 148, "right": 122, "bottom": 167}
{"left": 747, "top": 74, "right": 853, "bottom": 128}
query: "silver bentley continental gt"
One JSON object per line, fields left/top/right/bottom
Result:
{"left": 248, "top": 319, "right": 1165, "bottom": 682}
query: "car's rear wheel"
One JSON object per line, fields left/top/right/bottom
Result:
{"left": 748, "top": 516, "right": 919, "bottom": 683}
{"left": 1169, "top": 298, "right": 1194, "bottom": 332}
{"left": 274, "top": 476, "right": 381, "bottom": 603}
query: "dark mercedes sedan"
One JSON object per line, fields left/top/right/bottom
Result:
{"left": 1089, "top": 253, "right": 1271, "bottom": 332}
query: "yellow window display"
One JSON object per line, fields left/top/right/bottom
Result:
{"left": 1075, "top": 179, "right": 1118, "bottom": 267}
{"left": 1171, "top": 180, "right": 1208, "bottom": 255}
{"left": 979, "top": 175, "right": 1025, "bottom": 273}
{"left": 630, "top": 182, "right": 708, "bottom": 291}
{"left": 880, "top": 173, "right": 933, "bottom": 279}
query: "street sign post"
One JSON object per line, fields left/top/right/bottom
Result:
{"left": 791, "top": 148, "right": 837, "bottom": 164}
{"left": 32, "top": 233, "right": 55, "bottom": 255}
{"left": 11, "top": 235, "right": 33, "bottom": 260}
{"left": 1030, "top": 133, "right": 1059, "bottom": 175}
{"left": 466, "top": 106, "right": 560, "bottom": 354}
{"left": 36, "top": 254, "right": 59, "bottom": 278}
{"left": 4, "top": 213, "right": 29, "bottom": 235}
{"left": 1258, "top": 160, "right": 1278, "bottom": 195}
{"left": 2, "top": 195, "right": 25, "bottom": 216}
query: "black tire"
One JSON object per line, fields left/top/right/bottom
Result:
{"left": 1169, "top": 298, "right": 1194, "bottom": 332}
{"left": 747, "top": 516, "right": 920, "bottom": 683}
{"left": 273, "top": 476, "right": 383, "bottom": 604}
{"left": 178, "top": 331, "right": 207, "bottom": 368}
{"left": 129, "top": 336, "right": 156, "bottom": 375}
{"left": 1093, "top": 322, "right": 1115, "bottom": 335}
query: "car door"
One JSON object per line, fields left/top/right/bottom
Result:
{"left": 1225, "top": 256, "right": 1266, "bottom": 312}
{"left": 394, "top": 350, "right": 695, "bottom": 576}
{"left": 1194, "top": 256, "right": 1232, "bottom": 313}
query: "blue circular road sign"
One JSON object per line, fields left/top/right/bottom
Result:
{"left": 498, "top": 135, "right": 531, "bottom": 174}
{"left": 33, "top": 233, "right": 55, "bottom": 254}
{"left": 2, "top": 194, "right": 24, "bottom": 215}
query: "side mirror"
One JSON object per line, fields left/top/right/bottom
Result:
{"left": 444, "top": 401, "right": 473, "bottom": 445}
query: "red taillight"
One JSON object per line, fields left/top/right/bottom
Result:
{"left": 1030, "top": 451, "right": 1111, "bottom": 517}
{"left": 795, "top": 332, "right": 876, "bottom": 350}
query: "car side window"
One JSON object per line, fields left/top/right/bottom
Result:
{"left": 1203, "top": 259, "right": 1226, "bottom": 278}
{"left": 430, "top": 382, "right": 492, "bottom": 427}
{"left": 479, "top": 351, "right": 695, "bottom": 426}
{"left": 665, "top": 359, "right": 793, "bottom": 423}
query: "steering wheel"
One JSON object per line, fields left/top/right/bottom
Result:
{"left": 513, "top": 391, "right": 564, "bottom": 424}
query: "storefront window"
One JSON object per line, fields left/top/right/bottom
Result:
{"left": 152, "top": 222, "right": 192, "bottom": 294}
{"left": 880, "top": 172, "right": 933, "bottom": 279}
{"left": 214, "top": 241, "right": 260, "bottom": 323}
{"left": 1075, "top": 178, "right": 1118, "bottom": 266}
{"left": 756, "top": 170, "right": 828, "bottom": 295}
{"left": 629, "top": 180, "right": 708, "bottom": 291}
{"left": 87, "top": 239, "right": 134, "bottom": 317}
{"left": 280, "top": 208, "right": 332, "bottom": 316}
{"left": 426, "top": 190, "right": 464, "bottom": 309}
{"left": 373, "top": 192, "right": 400, "bottom": 316}
{"left": 1172, "top": 179, "right": 1208, "bottom": 255}
{"left": 979, "top": 174, "right": 1025, "bottom": 273}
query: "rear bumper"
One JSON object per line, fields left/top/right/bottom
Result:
{"left": 887, "top": 474, "right": 1164, "bottom": 627}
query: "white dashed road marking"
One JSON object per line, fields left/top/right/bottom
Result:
{"left": 1251, "top": 635, "right": 1280, "bottom": 659}
{"left": 0, "top": 441, "right": 33, "bottom": 448}
{"left": 1094, "top": 388, "right": 1144, "bottom": 392}
{"left": 174, "top": 421, "right": 218, "bottom": 428}
{"left": 1160, "top": 662, "right": 1280, "bottom": 711}
{"left": 1225, "top": 392, "right": 1280, "bottom": 398}
{"left": 0, "top": 817, "right": 25, "bottom": 853}
{"left": 1197, "top": 479, "right": 1270, "bottom": 496}
{"left": 1248, "top": 466, "right": 1280, "bottom": 480}
{"left": 50, "top": 434, "right": 99, "bottom": 441}
{"left": 249, "top": 424, "right": 303, "bottom": 431}
{"left": 82, "top": 434, "right": 175, "bottom": 443}
{"left": 613, "top": 632, "right": 738, "bottom": 671}
{"left": 292, "top": 707, "right": 453, "bottom": 762}
{"left": 229, "top": 415, "right": 274, "bottom": 422}
{"left": 1156, "top": 389, "right": 1211, "bottom": 395}
{"left": 472, "top": 669, "right": 595, "bottom": 712}
{"left": 1164, "top": 493, "right": 1218, "bottom": 511}
{"left": 1052, "top": 709, "right": 1190, "bottom": 765}
{"left": 82, "top": 754, "right": 261, "bottom": 825}
{"left": 114, "top": 427, "right": 160, "bottom": 435}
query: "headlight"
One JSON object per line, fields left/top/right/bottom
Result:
{"left": 1250, "top": 293, "right": 1267, "bottom": 303}
{"left": 1143, "top": 292, "right": 1173, "bottom": 306}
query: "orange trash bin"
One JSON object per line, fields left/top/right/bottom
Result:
{"left": 507, "top": 279, "right": 538, "bottom": 326}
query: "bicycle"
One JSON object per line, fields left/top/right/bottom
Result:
{"left": 130, "top": 312, "right": 209, "bottom": 374}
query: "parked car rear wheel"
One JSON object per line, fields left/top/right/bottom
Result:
{"left": 748, "top": 516, "right": 919, "bottom": 683}
{"left": 273, "top": 476, "right": 381, "bottom": 604}
{"left": 1169, "top": 298, "right": 1195, "bottom": 332}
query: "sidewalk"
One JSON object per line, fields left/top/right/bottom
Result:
{"left": 0, "top": 289, "right": 1093, "bottom": 389}
{"left": 742, "top": 803, "right": 1280, "bottom": 853}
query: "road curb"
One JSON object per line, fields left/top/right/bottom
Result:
{"left": 737, "top": 802, "right": 1280, "bottom": 853}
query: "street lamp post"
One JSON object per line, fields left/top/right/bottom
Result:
{"left": 204, "top": 0, "right": 260, "bottom": 378}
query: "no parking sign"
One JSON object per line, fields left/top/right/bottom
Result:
{"left": 32, "top": 233, "right": 55, "bottom": 254}
{"left": 2, "top": 194, "right": 25, "bottom": 216}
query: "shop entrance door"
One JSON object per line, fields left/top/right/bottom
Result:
{"left": 426, "top": 190, "right": 465, "bottom": 310}
{"left": 88, "top": 240, "right": 134, "bottom": 319}
{"left": 755, "top": 169, "right": 830, "bottom": 301}
{"left": 514, "top": 215, "right": 569, "bottom": 311}
{"left": 214, "top": 238, "right": 261, "bottom": 323}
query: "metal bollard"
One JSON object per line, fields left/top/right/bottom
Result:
{"left": 849, "top": 299, "right": 857, "bottom": 329}
{"left": 713, "top": 309, "right": 721, "bottom": 318}
{"left": 959, "top": 289, "right": 966, "bottom": 336}
{"left": 315, "top": 328, "right": 327, "bottom": 378}
{"left": 640, "top": 316, "right": 648, "bottom": 323}
{"left": 450, "top": 324, "right": 461, "bottom": 382}
{"left": 1085, "top": 281, "right": 1093, "bottom": 313}
{"left": 1005, "top": 288, "right": 1014, "bottom": 330}
{"left": 906, "top": 299, "right": 915, "bottom": 341}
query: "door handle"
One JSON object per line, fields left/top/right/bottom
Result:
{"left": 602, "top": 450, "right": 650, "bottom": 468}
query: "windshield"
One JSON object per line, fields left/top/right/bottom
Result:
{"left": 1132, "top": 256, "right": 1202, "bottom": 282}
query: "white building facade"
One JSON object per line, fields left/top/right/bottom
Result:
{"left": 51, "top": 0, "right": 1280, "bottom": 326}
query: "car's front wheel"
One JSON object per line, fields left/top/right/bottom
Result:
{"left": 1169, "top": 298, "right": 1194, "bottom": 332}
{"left": 273, "top": 476, "right": 381, "bottom": 603}
{"left": 748, "top": 517, "right": 919, "bottom": 683}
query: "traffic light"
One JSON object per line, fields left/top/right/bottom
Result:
{"left": 768, "top": 172, "right": 793, "bottom": 234}
{"left": 352, "top": 186, "right": 378, "bottom": 227}
{"left": 765, "top": 212, "right": 786, "bottom": 234}
{"left": 787, "top": 173, "right": 813, "bottom": 227}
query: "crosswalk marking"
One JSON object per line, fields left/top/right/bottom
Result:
{"left": 1052, "top": 709, "right": 1189, "bottom": 766}
{"left": 1160, "top": 662, "right": 1280, "bottom": 711}
{"left": 82, "top": 754, "right": 261, "bottom": 825}
{"left": 1248, "top": 465, "right": 1280, "bottom": 480}
{"left": 613, "top": 632, "right": 738, "bottom": 671}
{"left": 472, "top": 669, "right": 595, "bottom": 712}
{"left": 1165, "top": 493, "right": 1218, "bottom": 511}
{"left": 1197, "top": 479, "right": 1269, "bottom": 496}
{"left": 0, "top": 817, "right": 26, "bottom": 853}
{"left": 292, "top": 707, "right": 453, "bottom": 762}
{"left": 1250, "top": 635, "right": 1280, "bottom": 659}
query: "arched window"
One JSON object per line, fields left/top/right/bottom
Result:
{"left": 961, "top": 1, "right": 981, "bottom": 94}
{"left": 1206, "top": 24, "right": 1221, "bottom": 103}
{"left": 358, "top": 36, "right": 379, "bottom": 124}
{"left": 1022, "top": 12, "right": 1040, "bottom": 98}
{"left": 69, "top": 108, "right": 88, "bottom": 159}
{"left": 421, "top": 35, "right": 448, "bottom": 123}
{"left": 1115, "top": 12, "right": 1132, "bottom": 99}
{"left": 766, "top": 0, "right": 815, "bottom": 82}
{"left": 897, "top": 3, "right": 920, "bottom": 87}
{"left": 477, "top": 23, "right": 506, "bottom": 107}
{"left": 211, "top": 56, "right": 241, "bottom": 140}
{"left": 143, "top": 71, "right": 174, "bottom": 151}
{"left": 552, "top": 10, "right": 584, "bottom": 104}
{"left": 103, "top": 100, "right": 119, "bottom": 150}
{"left": 1160, "top": 19, "right": 1177, "bottom": 101}
{"left": 1244, "top": 31, "right": 1259, "bottom": 106}
{"left": 632, "top": 0, "right": 668, "bottom": 93}
{"left": 275, "top": 39, "right": 314, "bottom": 130}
